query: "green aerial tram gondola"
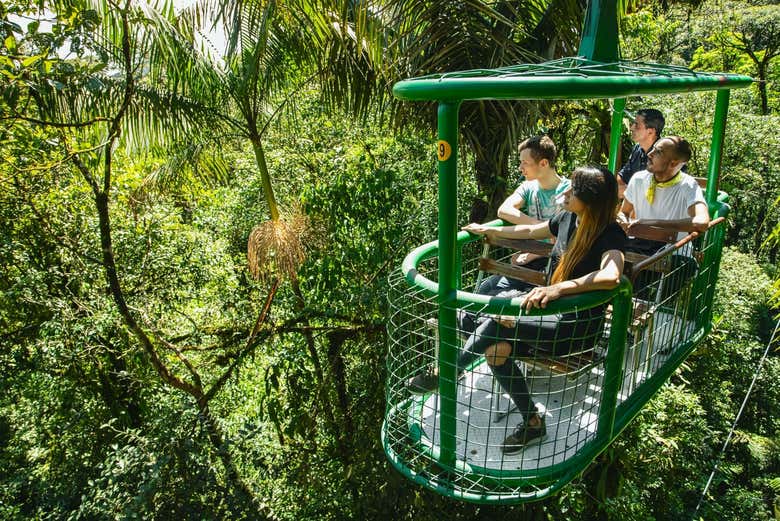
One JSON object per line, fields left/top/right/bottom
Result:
{"left": 381, "top": 0, "right": 752, "bottom": 504}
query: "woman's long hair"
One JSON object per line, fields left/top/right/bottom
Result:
{"left": 550, "top": 166, "right": 618, "bottom": 284}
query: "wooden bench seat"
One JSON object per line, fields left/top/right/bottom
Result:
{"left": 523, "top": 349, "right": 603, "bottom": 376}
{"left": 473, "top": 220, "right": 719, "bottom": 379}
{"left": 478, "top": 257, "right": 547, "bottom": 286}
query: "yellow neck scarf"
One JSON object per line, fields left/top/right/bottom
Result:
{"left": 646, "top": 171, "right": 683, "bottom": 204}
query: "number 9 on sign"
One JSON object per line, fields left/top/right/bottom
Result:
{"left": 436, "top": 140, "right": 452, "bottom": 161}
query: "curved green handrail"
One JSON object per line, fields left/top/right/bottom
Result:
{"left": 401, "top": 223, "right": 623, "bottom": 317}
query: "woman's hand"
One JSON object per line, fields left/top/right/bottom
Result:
{"left": 625, "top": 218, "right": 644, "bottom": 232}
{"left": 522, "top": 284, "right": 563, "bottom": 311}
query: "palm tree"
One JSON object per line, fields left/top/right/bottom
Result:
{"left": 177, "top": 0, "right": 589, "bottom": 244}
{"left": 174, "top": 0, "right": 371, "bottom": 282}
{"left": 353, "top": 0, "right": 588, "bottom": 220}
{"left": 167, "top": 0, "right": 393, "bottom": 469}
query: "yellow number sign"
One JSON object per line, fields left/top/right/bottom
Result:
{"left": 436, "top": 140, "right": 452, "bottom": 161}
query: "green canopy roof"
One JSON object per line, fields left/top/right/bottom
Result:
{"left": 393, "top": 58, "right": 753, "bottom": 102}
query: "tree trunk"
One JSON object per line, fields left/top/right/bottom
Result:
{"left": 82, "top": 162, "right": 268, "bottom": 515}
{"left": 325, "top": 330, "right": 354, "bottom": 468}
{"left": 96, "top": 335, "right": 143, "bottom": 429}
{"left": 199, "top": 402, "right": 276, "bottom": 520}
{"left": 250, "top": 134, "right": 280, "bottom": 221}
{"left": 757, "top": 61, "right": 769, "bottom": 115}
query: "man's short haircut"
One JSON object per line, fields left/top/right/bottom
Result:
{"left": 665, "top": 136, "right": 692, "bottom": 163}
{"left": 636, "top": 108, "right": 665, "bottom": 137}
{"left": 518, "top": 135, "right": 557, "bottom": 166}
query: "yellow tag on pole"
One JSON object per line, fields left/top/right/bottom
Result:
{"left": 436, "top": 140, "right": 452, "bottom": 161}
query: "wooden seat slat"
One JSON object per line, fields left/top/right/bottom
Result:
{"left": 478, "top": 257, "right": 547, "bottom": 286}
{"left": 485, "top": 237, "right": 554, "bottom": 256}
{"left": 624, "top": 223, "right": 678, "bottom": 243}
{"left": 525, "top": 351, "right": 601, "bottom": 376}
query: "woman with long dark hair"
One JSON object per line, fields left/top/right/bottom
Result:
{"left": 410, "top": 166, "right": 626, "bottom": 453}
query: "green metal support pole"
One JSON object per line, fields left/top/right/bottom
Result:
{"left": 436, "top": 101, "right": 462, "bottom": 468}
{"left": 608, "top": 98, "right": 626, "bottom": 174}
{"left": 706, "top": 90, "right": 730, "bottom": 206}
{"left": 578, "top": 0, "right": 619, "bottom": 63}
{"left": 597, "top": 281, "right": 630, "bottom": 439}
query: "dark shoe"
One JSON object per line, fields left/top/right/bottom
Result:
{"left": 407, "top": 373, "right": 439, "bottom": 394}
{"left": 501, "top": 415, "right": 547, "bottom": 454}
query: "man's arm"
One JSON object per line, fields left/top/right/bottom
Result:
{"left": 617, "top": 177, "right": 628, "bottom": 200}
{"left": 497, "top": 191, "right": 540, "bottom": 225}
{"left": 462, "top": 220, "right": 552, "bottom": 241}
{"left": 633, "top": 201, "right": 710, "bottom": 233}
{"left": 689, "top": 200, "right": 711, "bottom": 232}
{"left": 618, "top": 199, "right": 636, "bottom": 230}
{"left": 619, "top": 199, "right": 635, "bottom": 222}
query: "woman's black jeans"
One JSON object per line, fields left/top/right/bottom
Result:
{"left": 457, "top": 310, "right": 605, "bottom": 423}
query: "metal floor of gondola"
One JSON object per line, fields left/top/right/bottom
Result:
{"left": 411, "top": 310, "right": 695, "bottom": 471}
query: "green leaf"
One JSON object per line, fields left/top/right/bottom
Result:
{"left": 81, "top": 9, "right": 100, "bottom": 27}
{"left": 22, "top": 55, "right": 43, "bottom": 68}
{"left": 27, "top": 21, "right": 39, "bottom": 35}
{"left": 4, "top": 35, "right": 17, "bottom": 54}
{"left": 86, "top": 77, "right": 104, "bottom": 93}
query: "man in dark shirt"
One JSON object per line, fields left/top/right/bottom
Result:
{"left": 617, "top": 108, "right": 665, "bottom": 199}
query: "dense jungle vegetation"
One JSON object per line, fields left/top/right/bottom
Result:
{"left": 1, "top": 0, "right": 780, "bottom": 519}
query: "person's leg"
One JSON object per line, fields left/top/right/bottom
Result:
{"left": 455, "top": 318, "right": 510, "bottom": 373}
{"left": 661, "top": 254, "right": 698, "bottom": 301}
{"left": 485, "top": 342, "right": 537, "bottom": 422}
{"left": 633, "top": 269, "right": 662, "bottom": 301}
{"left": 460, "top": 275, "right": 535, "bottom": 335}
{"left": 511, "top": 311, "right": 604, "bottom": 356}
{"left": 484, "top": 339, "right": 546, "bottom": 452}
{"left": 489, "top": 312, "right": 604, "bottom": 452}
{"left": 458, "top": 275, "right": 509, "bottom": 335}
{"left": 408, "top": 318, "right": 513, "bottom": 393}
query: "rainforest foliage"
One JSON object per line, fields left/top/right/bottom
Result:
{"left": 1, "top": 0, "right": 779, "bottom": 519}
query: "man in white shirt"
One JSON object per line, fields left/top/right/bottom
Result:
{"left": 620, "top": 136, "right": 709, "bottom": 301}
{"left": 620, "top": 136, "right": 709, "bottom": 240}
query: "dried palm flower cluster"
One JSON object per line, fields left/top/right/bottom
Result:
{"left": 247, "top": 208, "right": 311, "bottom": 281}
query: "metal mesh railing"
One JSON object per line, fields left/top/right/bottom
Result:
{"left": 424, "top": 57, "right": 719, "bottom": 81}
{"left": 385, "top": 259, "right": 624, "bottom": 501}
{"left": 383, "top": 218, "right": 727, "bottom": 503}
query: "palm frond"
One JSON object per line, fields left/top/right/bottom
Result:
{"left": 24, "top": 0, "right": 230, "bottom": 141}
{"left": 247, "top": 206, "right": 311, "bottom": 281}
{"left": 140, "top": 140, "right": 233, "bottom": 196}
